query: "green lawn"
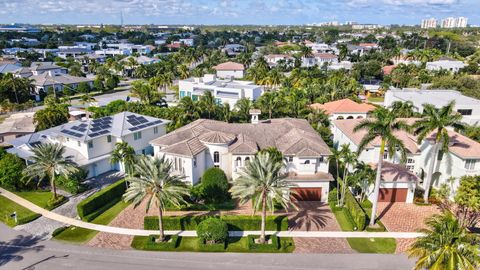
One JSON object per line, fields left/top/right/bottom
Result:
{"left": 367, "top": 96, "right": 385, "bottom": 103}
{"left": 14, "top": 191, "right": 66, "bottom": 210}
{"left": 331, "top": 207, "right": 396, "bottom": 253}
{"left": 53, "top": 201, "right": 130, "bottom": 243}
{"left": 0, "top": 196, "right": 41, "bottom": 227}
{"left": 131, "top": 236, "right": 295, "bottom": 253}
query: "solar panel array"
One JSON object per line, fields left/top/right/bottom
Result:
{"left": 88, "top": 116, "right": 113, "bottom": 138}
{"left": 127, "top": 115, "right": 162, "bottom": 132}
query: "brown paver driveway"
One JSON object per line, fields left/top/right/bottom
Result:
{"left": 376, "top": 202, "right": 441, "bottom": 254}
{"left": 288, "top": 202, "right": 352, "bottom": 254}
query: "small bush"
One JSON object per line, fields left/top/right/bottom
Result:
{"left": 342, "top": 184, "right": 367, "bottom": 230}
{"left": 47, "top": 195, "right": 67, "bottom": 210}
{"left": 196, "top": 168, "right": 230, "bottom": 203}
{"left": 197, "top": 218, "right": 228, "bottom": 244}
{"left": 247, "top": 235, "right": 280, "bottom": 251}
{"left": 360, "top": 200, "right": 373, "bottom": 209}
{"left": 198, "top": 239, "right": 226, "bottom": 251}
{"left": 77, "top": 179, "right": 126, "bottom": 221}
{"left": 52, "top": 226, "right": 68, "bottom": 237}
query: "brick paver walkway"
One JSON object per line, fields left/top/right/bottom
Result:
{"left": 289, "top": 202, "right": 352, "bottom": 254}
{"left": 376, "top": 202, "right": 441, "bottom": 254}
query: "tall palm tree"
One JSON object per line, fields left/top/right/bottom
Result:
{"left": 257, "top": 91, "right": 278, "bottom": 119}
{"left": 408, "top": 212, "right": 479, "bottom": 270}
{"left": 123, "top": 156, "right": 189, "bottom": 242}
{"left": 339, "top": 145, "right": 358, "bottom": 206}
{"left": 234, "top": 98, "right": 252, "bottom": 123}
{"left": 354, "top": 107, "right": 409, "bottom": 226}
{"left": 389, "top": 101, "right": 416, "bottom": 118}
{"left": 199, "top": 91, "right": 217, "bottom": 119}
{"left": 413, "top": 101, "right": 464, "bottom": 202}
{"left": 110, "top": 142, "right": 136, "bottom": 175}
{"left": 327, "top": 147, "right": 343, "bottom": 203}
{"left": 23, "top": 143, "right": 78, "bottom": 198}
{"left": 230, "top": 152, "right": 295, "bottom": 244}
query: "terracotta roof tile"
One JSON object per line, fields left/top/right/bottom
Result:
{"left": 310, "top": 99, "right": 376, "bottom": 115}
{"left": 213, "top": 61, "right": 244, "bottom": 71}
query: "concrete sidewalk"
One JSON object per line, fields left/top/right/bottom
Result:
{"left": 0, "top": 187, "right": 423, "bottom": 239}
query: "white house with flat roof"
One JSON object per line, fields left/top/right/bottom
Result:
{"left": 151, "top": 113, "right": 333, "bottom": 202}
{"left": 8, "top": 112, "right": 169, "bottom": 178}
{"left": 384, "top": 89, "right": 480, "bottom": 125}
{"left": 426, "top": 57, "right": 466, "bottom": 73}
{"left": 178, "top": 74, "right": 263, "bottom": 107}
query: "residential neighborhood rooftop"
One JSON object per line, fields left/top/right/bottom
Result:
{"left": 213, "top": 61, "right": 245, "bottom": 71}
{"left": 310, "top": 99, "right": 376, "bottom": 114}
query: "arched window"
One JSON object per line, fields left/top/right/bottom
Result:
{"left": 236, "top": 157, "right": 242, "bottom": 167}
{"left": 347, "top": 116, "right": 354, "bottom": 119}
{"left": 356, "top": 116, "right": 364, "bottom": 119}
{"left": 214, "top": 151, "right": 220, "bottom": 163}
{"left": 336, "top": 116, "right": 344, "bottom": 120}
{"left": 245, "top": 157, "right": 250, "bottom": 165}
{"left": 304, "top": 160, "right": 310, "bottom": 164}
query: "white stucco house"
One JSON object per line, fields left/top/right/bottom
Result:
{"left": 310, "top": 98, "right": 376, "bottom": 121}
{"left": 213, "top": 61, "right": 245, "bottom": 79}
{"left": 264, "top": 54, "right": 295, "bottom": 68}
{"left": 8, "top": 112, "right": 170, "bottom": 178}
{"left": 426, "top": 57, "right": 466, "bottom": 73}
{"left": 178, "top": 74, "right": 263, "bottom": 107}
{"left": 384, "top": 89, "right": 480, "bottom": 125}
{"left": 301, "top": 53, "right": 338, "bottom": 68}
{"left": 332, "top": 118, "right": 480, "bottom": 203}
{"left": 151, "top": 113, "right": 334, "bottom": 202}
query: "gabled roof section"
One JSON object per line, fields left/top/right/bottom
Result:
{"left": 213, "top": 61, "right": 244, "bottom": 71}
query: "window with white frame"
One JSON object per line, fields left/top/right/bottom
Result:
{"left": 107, "top": 135, "right": 112, "bottom": 143}
{"left": 77, "top": 141, "right": 81, "bottom": 147}
{"left": 288, "top": 156, "right": 293, "bottom": 163}
{"left": 465, "top": 159, "right": 477, "bottom": 170}
{"left": 213, "top": 151, "right": 219, "bottom": 163}
{"left": 244, "top": 157, "right": 250, "bottom": 165}
{"left": 383, "top": 150, "right": 388, "bottom": 159}
{"left": 406, "top": 165, "right": 415, "bottom": 172}
{"left": 133, "top": 131, "right": 142, "bottom": 140}
{"left": 235, "top": 157, "right": 242, "bottom": 167}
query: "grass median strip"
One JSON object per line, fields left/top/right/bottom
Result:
{"left": 53, "top": 201, "right": 130, "bottom": 243}
{"left": 0, "top": 196, "right": 41, "bottom": 227}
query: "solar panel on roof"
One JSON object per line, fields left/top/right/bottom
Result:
{"left": 60, "top": 129, "right": 69, "bottom": 134}
{"left": 91, "top": 127, "right": 101, "bottom": 132}
{"left": 79, "top": 123, "right": 88, "bottom": 128}
{"left": 99, "top": 130, "right": 109, "bottom": 135}
{"left": 100, "top": 125, "right": 111, "bottom": 129}
{"left": 71, "top": 126, "right": 80, "bottom": 131}
{"left": 127, "top": 115, "right": 135, "bottom": 119}
{"left": 78, "top": 128, "right": 86, "bottom": 132}
{"left": 89, "top": 132, "right": 98, "bottom": 137}
{"left": 153, "top": 120, "right": 163, "bottom": 124}
{"left": 71, "top": 132, "right": 83, "bottom": 138}
{"left": 129, "top": 127, "right": 139, "bottom": 131}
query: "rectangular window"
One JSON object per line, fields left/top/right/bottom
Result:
{"left": 383, "top": 151, "right": 388, "bottom": 159}
{"left": 406, "top": 165, "right": 415, "bottom": 172}
{"left": 134, "top": 131, "right": 142, "bottom": 140}
{"left": 78, "top": 141, "right": 81, "bottom": 147}
{"left": 437, "top": 150, "right": 444, "bottom": 161}
{"left": 465, "top": 159, "right": 476, "bottom": 170}
{"left": 0, "top": 136, "right": 3, "bottom": 143}
{"left": 107, "top": 135, "right": 112, "bottom": 143}
{"left": 193, "top": 156, "right": 197, "bottom": 167}
{"left": 88, "top": 141, "right": 93, "bottom": 148}
{"left": 154, "top": 127, "right": 158, "bottom": 134}
{"left": 407, "top": 158, "right": 415, "bottom": 164}
{"left": 457, "top": 109, "right": 472, "bottom": 116}
{"left": 288, "top": 156, "right": 293, "bottom": 162}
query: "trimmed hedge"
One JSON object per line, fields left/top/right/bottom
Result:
{"left": 77, "top": 179, "right": 126, "bottom": 221}
{"left": 343, "top": 188, "right": 367, "bottom": 231}
{"left": 144, "top": 215, "right": 288, "bottom": 231}
{"left": 142, "top": 235, "right": 180, "bottom": 250}
{"left": 247, "top": 235, "right": 280, "bottom": 251}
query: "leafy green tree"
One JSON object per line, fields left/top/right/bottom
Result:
{"left": 0, "top": 153, "right": 27, "bottom": 191}
{"left": 413, "top": 101, "right": 464, "bottom": 202}
{"left": 454, "top": 176, "right": 480, "bottom": 228}
{"left": 338, "top": 144, "right": 358, "bottom": 206}
{"left": 199, "top": 91, "right": 218, "bottom": 119}
{"left": 197, "top": 167, "right": 229, "bottom": 203}
{"left": 23, "top": 143, "right": 79, "bottom": 198}
{"left": 77, "top": 82, "right": 91, "bottom": 93}
{"left": 33, "top": 101, "right": 69, "bottom": 131}
{"left": 230, "top": 152, "right": 295, "bottom": 244}
{"left": 354, "top": 107, "right": 409, "bottom": 226}
{"left": 408, "top": 212, "right": 479, "bottom": 270}
{"left": 123, "top": 155, "right": 189, "bottom": 242}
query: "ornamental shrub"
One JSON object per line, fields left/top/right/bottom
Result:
{"left": 198, "top": 168, "right": 230, "bottom": 203}
{"left": 0, "top": 153, "right": 27, "bottom": 191}
{"left": 77, "top": 179, "right": 126, "bottom": 221}
{"left": 196, "top": 218, "right": 228, "bottom": 244}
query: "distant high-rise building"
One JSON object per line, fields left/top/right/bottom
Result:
{"left": 441, "top": 17, "right": 456, "bottom": 28}
{"left": 455, "top": 17, "right": 468, "bottom": 28}
{"left": 421, "top": 18, "right": 437, "bottom": 29}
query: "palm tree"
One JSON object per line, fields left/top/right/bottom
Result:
{"left": 408, "top": 212, "right": 479, "bottom": 270}
{"left": 110, "top": 142, "right": 136, "bottom": 175}
{"left": 328, "top": 147, "right": 343, "bottom": 203}
{"left": 199, "top": 91, "right": 217, "bottom": 119}
{"left": 413, "top": 101, "right": 464, "bottom": 202}
{"left": 389, "top": 101, "right": 416, "bottom": 118}
{"left": 123, "top": 155, "right": 189, "bottom": 242}
{"left": 230, "top": 152, "right": 295, "bottom": 244}
{"left": 354, "top": 107, "right": 409, "bottom": 226}
{"left": 234, "top": 98, "right": 252, "bottom": 123}
{"left": 257, "top": 91, "right": 278, "bottom": 119}
{"left": 339, "top": 145, "right": 358, "bottom": 206}
{"left": 23, "top": 143, "right": 78, "bottom": 198}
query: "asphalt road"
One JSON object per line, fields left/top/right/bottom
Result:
{"left": 0, "top": 224, "right": 415, "bottom": 270}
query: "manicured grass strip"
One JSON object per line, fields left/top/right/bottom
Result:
{"left": 53, "top": 201, "right": 130, "bottom": 244}
{"left": 131, "top": 236, "right": 295, "bottom": 253}
{"left": 77, "top": 179, "right": 126, "bottom": 221}
{"left": 0, "top": 196, "right": 41, "bottom": 227}
{"left": 367, "top": 96, "right": 385, "bottom": 102}
{"left": 331, "top": 206, "right": 396, "bottom": 254}
{"left": 14, "top": 191, "right": 67, "bottom": 210}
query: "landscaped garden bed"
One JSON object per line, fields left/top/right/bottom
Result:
{"left": 131, "top": 236, "right": 295, "bottom": 253}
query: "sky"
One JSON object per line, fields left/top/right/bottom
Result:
{"left": 0, "top": 0, "right": 478, "bottom": 26}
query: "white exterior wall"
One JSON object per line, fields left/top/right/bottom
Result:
{"left": 330, "top": 112, "right": 368, "bottom": 121}
{"left": 216, "top": 70, "right": 244, "bottom": 79}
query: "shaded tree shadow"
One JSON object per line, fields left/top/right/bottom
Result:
{"left": 288, "top": 202, "right": 332, "bottom": 231}
{"left": 0, "top": 234, "right": 45, "bottom": 267}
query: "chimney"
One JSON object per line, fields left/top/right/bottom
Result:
{"left": 249, "top": 109, "right": 261, "bottom": 124}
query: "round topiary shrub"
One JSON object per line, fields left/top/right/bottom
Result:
{"left": 196, "top": 218, "right": 228, "bottom": 244}
{"left": 199, "top": 167, "right": 229, "bottom": 203}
